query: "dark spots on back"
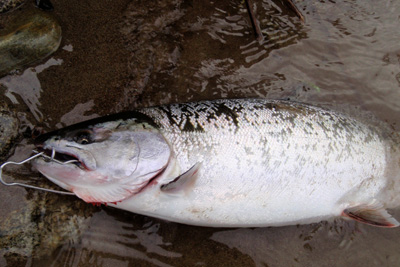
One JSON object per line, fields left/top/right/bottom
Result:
{"left": 208, "top": 102, "right": 241, "bottom": 127}
{"left": 183, "top": 119, "right": 204, "bottom": 132}
{"left": 264, "top": 103, "right": 278, "bottom": 111}
{"left": 160, "top": 106, "right": 179, "bottom": 129}
{"left": 159, "top": 101, "right": 248, "bottom": 132}
{"left": 159, "top": 105, "right": 205, "bottom": 132}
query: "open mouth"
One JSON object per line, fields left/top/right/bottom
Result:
{"left": 36, "top": 146, "right": 90, "bottom": 170}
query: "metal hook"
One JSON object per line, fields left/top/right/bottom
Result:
{"left": 33, "top": 149, "right": 79, "bottom": 165}
{"left": 0, "top": 151, "right": 75, "bottom": 195}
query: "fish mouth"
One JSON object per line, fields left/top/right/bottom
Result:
{"left": 35, "top": 146, "right": 92, "bottom": 171}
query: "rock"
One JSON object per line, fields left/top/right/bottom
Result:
{"left": 0, "top": 9, "right": 62, "bottom": 77}
{"left": 0, "top": 100, "right": 19, "bottom": 160}
{"left": 0, "top": 190, "right": 97, "bottom": 260}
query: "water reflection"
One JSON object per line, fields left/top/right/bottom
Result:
{"left": 0, "top": 58, "right": 63, "bottom": 122}
{"left": 210, "top": 221, "right": 355, "bottom": 266}
{"left": 121, "top": 0, "right": 306, "bottom": 107}
{"left": 44, "top": 211, "right": 182, "bottom": 266}
{"left": 56, "top": 100, "right": 98, "bottom": 128}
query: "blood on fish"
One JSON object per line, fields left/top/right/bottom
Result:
{"left": 90, "top": 201, "right": 121, "bottom": 206}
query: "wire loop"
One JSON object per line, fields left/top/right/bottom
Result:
{"left": 0, "top": 151, "right": 75, "bottom": 195}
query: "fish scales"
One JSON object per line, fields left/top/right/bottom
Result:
{"left": 33, "top": 99, "right": 400, "bottom": 227}
{"left": 126, "top": 99, "right": 393, "bottom": 226}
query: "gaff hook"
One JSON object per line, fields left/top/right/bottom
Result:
{"left": 0, "top": 151, "right": 75, "bottom": 195}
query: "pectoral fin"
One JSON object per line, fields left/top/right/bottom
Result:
{"left": 72, "top": 181, "right": 139, "bottom": 204}
{"left": 161, "top": 163, "right": 201, "bottom": 193}
{"left": 342, "top": 203, "right": 400, "bottom": 228}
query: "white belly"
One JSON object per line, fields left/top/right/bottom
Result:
{"left": 113, "top": 128, "right": 391, "bottom": 227}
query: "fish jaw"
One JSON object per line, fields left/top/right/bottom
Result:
{"left": 33, "top": 154, "right": 170, "bottom": 203}
{"left": 32, "top": 157, "right": 114, "bottom": 202}
{"left": 37, "top": 140, "right": 97, "bottom": 171}
{"left": 33, "top": 123, "right": 173, "bottom": 204}
{"left": 33, "top": 159, "right": 80, "bottom": 192}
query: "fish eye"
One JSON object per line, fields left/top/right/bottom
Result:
{"left": 74, "top": 130, "right": 93, "bottom": 145}
{"left": 79, "top": 138, "right": 90, "bottom": 144}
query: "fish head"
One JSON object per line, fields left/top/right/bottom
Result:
{"left": 33, "top": 113, "right": 171, "bottom": 204}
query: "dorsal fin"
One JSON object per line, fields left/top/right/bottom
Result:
{"left": 160, "top": 163, "right": 201, "bottom": 193}
{"left": 342, "top": 202, "right": 400, "bottom": 228}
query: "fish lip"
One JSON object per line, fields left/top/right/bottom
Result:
{"left": 35, "top": 145, "right": 92, "bottom": 171}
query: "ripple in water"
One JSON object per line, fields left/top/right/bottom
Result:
{"left": 46, "top": 211, "right": 181, "bottom": 266}
{"left": 119, "top": 0, "right": 306, "bottom": 108}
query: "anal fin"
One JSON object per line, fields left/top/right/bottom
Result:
{"left": 342, "top": 202, "right": 400, "bottom": 228}
{"left": 160, "top": 163, "right": 201, "bottom": 193}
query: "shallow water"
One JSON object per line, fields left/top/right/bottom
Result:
{"left": 2, "top": 0, "right": 400, "bottom": 266}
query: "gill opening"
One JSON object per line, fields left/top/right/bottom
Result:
{"left": 0, "top": 149, "right": 76, "bottom": 195}
{"left": 128, "top": 136, "right": 140, "bottom": 175}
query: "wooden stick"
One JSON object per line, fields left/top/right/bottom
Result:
{"left": 245, "top": 0, "right": 263, "bottom": 41}
{"left": 284, "top": 0, "right": 305, "bottom": 23}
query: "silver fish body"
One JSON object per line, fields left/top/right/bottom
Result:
{"left": 33, "top": 99, "right": 400, "bottom": 227}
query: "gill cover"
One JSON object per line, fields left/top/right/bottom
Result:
{"left": 34, "top": 116, "right": 171, "bottom": 203}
